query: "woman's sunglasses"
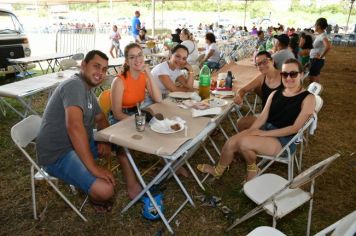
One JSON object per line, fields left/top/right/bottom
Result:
{"left": 280, "top": 71, "right": 300, "bottom": 79}
{"left": 255, "top": 58, "right": 269, "bottom": 67}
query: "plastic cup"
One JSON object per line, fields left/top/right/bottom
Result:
{"left": 135, "top": 113, "right": 146, "bottom": 132}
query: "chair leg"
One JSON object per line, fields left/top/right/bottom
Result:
{"left": 31, "top": 165, "right": 38, "bottom": 220}
{"left": 307, "top": 179, "right": 315, "bottom": 236}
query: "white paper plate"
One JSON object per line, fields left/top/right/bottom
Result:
{"left": 206, "top": 98, "right": 228, "bottom": 107}
{"left": 168, "top": 92, "right": 193, "bottom": 99}
{"left": 150, "top": 118, "right": 185, "bottom": 134}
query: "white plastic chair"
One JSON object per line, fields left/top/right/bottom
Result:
{"left": 308, "top": 82, "right": 323, "bottom": 95}
{"left": 314, "top": 211, "right": 356, "bottom": 236}
{"left": 247, "top": 210, "right": 356, "bottom": 236}
{"left": 59, "top": 58, "right": 80, "bottom": 71}
{"left": 256, "top": 115, "right": 315, "bottom": 181}
{"left": 226, "top": 153, "right": 341, "bottom": 236}
{"left": 71, "top": 53, "right": 84, "bottom": 61}
{"left": 11, "top": 115, "right": 87, "bottom": 222}
{"left": 247, "top": 226, "right": 286, "bottom": 236}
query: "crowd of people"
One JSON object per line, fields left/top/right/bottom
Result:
{"left": 35, "top": 15, "right": 330, "bottom": 213}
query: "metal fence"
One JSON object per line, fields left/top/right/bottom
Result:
{"left": 56, "top": 28, "right": 96, "bottom": 54}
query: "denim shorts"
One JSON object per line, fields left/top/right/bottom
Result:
{"left": 263, "top": 123, "right": 296, "bottom": 154}
{"left": 309, "top": 58, "right": 325, "bottom": 76}
{"left": 44, "top": 138, "right": 98, "bottom": 194}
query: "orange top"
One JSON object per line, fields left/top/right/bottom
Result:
{"left": 119, "top": 71, "right": 147, "bottom": 108}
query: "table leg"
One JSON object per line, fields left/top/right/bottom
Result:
{"left": 122, "top": 147, "right": 174, "bottom": 234}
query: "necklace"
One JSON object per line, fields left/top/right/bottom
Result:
{"left": 87, "top": 90, "right": 93, "bottom": 109}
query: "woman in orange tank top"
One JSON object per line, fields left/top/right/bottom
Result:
{"left": 109, "top": 43, "right": 161, "bottom": 200}
{"left": 111, "top": 43, "right": 161, "bottom": 121}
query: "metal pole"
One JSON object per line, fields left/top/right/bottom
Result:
{"left": 217, "top": 0, "right": 221, "bottom": 25}
{"left": 243, "top": 0, "right": 247, "bottom": 27}
{"left": 152, "top": 0, "right": 155, "bottom": 37}
{"left": 346, "top": 0, "right": 355, "bottom": 33}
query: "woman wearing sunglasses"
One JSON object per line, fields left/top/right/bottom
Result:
{"left": 197, "top": 58, "right": 315, "bottom": 182}
{"left": 234, "top": 51, "right": 283, "bottom": 131}
{"left": 110, "top": 43, "right": 162, "bottom": 199}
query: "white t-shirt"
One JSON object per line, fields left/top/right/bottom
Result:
{"left": 205, "top": 43, "right": 220, "bottom": 63}
{"left": 310, "top": 32, "right": 327, "bottom": 59}
{"left": 151, "top": 61, "right": 183, "bottom": 95}
{"left": 181, "top": 40, "right": 199, "bottom": 65}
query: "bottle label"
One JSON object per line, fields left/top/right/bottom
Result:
{"left": 199, "top": 75, "right": 211, "bottom": 86}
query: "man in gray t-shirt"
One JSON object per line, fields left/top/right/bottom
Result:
{"left": 36, "top": 50, "right": 115, "bottom": 211}
{"left": 272, "top": 34, "right": 295, "bottom": 70}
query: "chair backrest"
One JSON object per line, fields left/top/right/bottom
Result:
{"left": 11, "top": 115, "right": 42, "bottom": 148}
{"left": 314, "top": 95, "right": 323, "bottom": 113}
{"left": 98, "top": 89, "right": 112, "bottom": 116}
{"left": 331, "top": 211, "right": 356, "bottom": 236}
{"left": 308, "top": 82, "right": 323, "bottom": 95}
{"left": 290, "top": 153, "right": 340, "bottom": 189}
{"left": 59, "top": 58, "right": 78, "bottom": 70}
{"left": 71, "top": 53, "right": 84, "bottom": 61}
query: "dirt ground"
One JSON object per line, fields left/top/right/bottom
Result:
{"left": 0, "top": 46, "right": 355, "bottom": 235}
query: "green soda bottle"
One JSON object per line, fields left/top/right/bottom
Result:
{"left": 199, "top": 63, "right": 211, "bottom": 100}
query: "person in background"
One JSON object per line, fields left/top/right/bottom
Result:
{"left": 256, "top": 30, "right": 266, "bottom": 52}
{"left": 334, "top": 24, "right": 339, "bottom": 34}
{"left": 179, "top": 28, "right": 199, "bottom": 65}
{"left": 197, "top": 58, "right": 315, "bottom": 182}
{"left": 110, "top": 43, "right": 162, "bottom": 199}
{"left": 136, "top": 28, "right": 149, "bottom": 44}
{"left": 109, "top": 25, "right": 122, "bottom": 58}
{"left": 201, "top": 32, "right": 221, "bottom": 69}
{"left": 309, "top": 17, "right": 331, "bottom": 83}
{"left": 298, "top": 33, "right": 313, "bottom": 68}
{"left": 131, "top": 10, "right": 141, "bottom": 41}
{"left": 151, "top": 44, "right": 194, "bottom": 97}
{"left": 289, "top": 33, "right": 300, "bottom": 59}
{"left": 171, "top": 28, "right": 182, "bottom": 44}
{"left": 234, "top": 51, "right": 283, "bottom": 131}
{"left": 271, "top": 34, "right": 295, "bottom": 70}
{"left": 37, "top": 50, "right": 115, "bottom": 213}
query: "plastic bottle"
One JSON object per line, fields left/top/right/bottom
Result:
{"left": 199, "top": 63, "right": 211, "bottom": 100}
{"left": 225, "top": 71, "right": 233, "bottom": 89}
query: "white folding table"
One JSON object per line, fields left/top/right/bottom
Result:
{"left": 0, "top": 69, "right": 77, "bottom": 118}
{"left": 97, "top": 100, "right": 220, "bottom": 234}
{"left": 7, "top": 53, "right": 74, "bottom": 76}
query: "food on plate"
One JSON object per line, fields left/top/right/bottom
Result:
{"left": 154, "top": 113, "right": 164, "bottom": 121}
{"left": 170, "top": 123, "right": 181, "bottom": 131}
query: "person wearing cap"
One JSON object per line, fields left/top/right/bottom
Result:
{"left": 131, "top": 10, "right": 141, "bottom": 41}
{"left": 271, "top": 34, "right": 295, "bottom": 70}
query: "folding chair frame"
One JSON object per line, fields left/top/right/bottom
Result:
{"left": 11, "top": 115, "right": 87, "bottom": 222}
{"left": 227, "top": 153, "right": 341, "bottom": 236}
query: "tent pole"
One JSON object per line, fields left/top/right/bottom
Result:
{"left": 346, "top": 0, "right": 355, "bottom": 33}
{"left": 243, "top": 0, "right": 247, "bottom": 27}
{"left": 152, "top": 0, "right": 155, "bottom": 37}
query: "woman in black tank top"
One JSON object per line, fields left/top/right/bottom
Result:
{"left": 197, "top": 59, "right": 315, "bottom": 182}
{"left": 234, "top": 51, "right": 283, "bottom": 131}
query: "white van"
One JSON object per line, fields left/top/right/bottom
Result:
{"left": 0, "top": 9, "right": 31, "bottom": 78}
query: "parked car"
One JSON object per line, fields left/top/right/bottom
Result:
{"left": 0, "top": 9, "right": 31, "bottom": 78}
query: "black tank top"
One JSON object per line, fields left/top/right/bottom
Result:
{"left": 261, "top": 76, "right": 284, "bottom": 108}
{"left": 267, "top": 89, "right": 310, "bottom": 128}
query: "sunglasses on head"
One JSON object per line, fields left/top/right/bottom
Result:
{"left": 280, "top": 71, "right": 300, "bottom": 79}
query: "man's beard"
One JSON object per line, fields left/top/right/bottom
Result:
{"left": 82, "top": 73, "right": 100, "bottom": 88}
